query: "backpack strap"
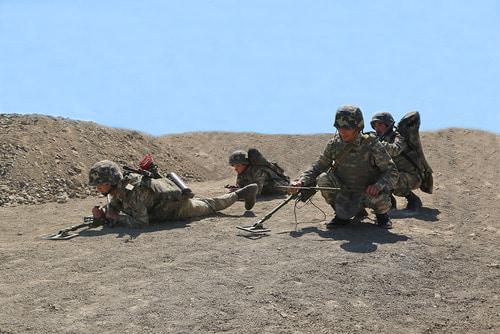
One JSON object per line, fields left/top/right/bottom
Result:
{"left": 331, "top": 142, "right": 355, "bottom": 172}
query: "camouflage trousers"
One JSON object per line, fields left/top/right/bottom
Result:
{"left": 316, "top": 172, "right": 392, "bottom": 219}
{"left": 393, "top": 172, "right": 421, "bottom": 197}
{"left": 177, "top": 193, "right": 238, "bottom": 219}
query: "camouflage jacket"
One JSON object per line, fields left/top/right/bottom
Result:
{"left": 109, "top": 173, "right": 183, "bottom": 228}
{"left": 237, "top": 165, "right": 289, "bottom": 195}
{"left": 299, "top": 132, "right": 399, "bottom": 193}
{"left": 377, "top": 128, "right": 420, "bottom": 176}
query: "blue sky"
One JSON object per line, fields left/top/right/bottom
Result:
{"left": 1, "top": 0, "right": 499, "bottom": 135}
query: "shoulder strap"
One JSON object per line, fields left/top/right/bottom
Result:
{"left": 331, "top": 143, "right": 355, "bottom": 172}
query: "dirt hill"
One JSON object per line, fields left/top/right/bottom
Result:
{"left": 0, "top": 114, "right": 499, "bottom": 333}
{"left": 0, "top": 114, "right": 213, "bottom": 206}
{"left": 2, "top": 113, "right": 499, "bottom": 209}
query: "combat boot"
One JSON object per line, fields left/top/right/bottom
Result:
{"left": 353, "top": 208, "right": 368, "bottom": 222}
{"left": 376, "top": 213, "right": 392, "bottom": 229}
{"left": 326, "top": 216, "right": 351, "bottom": 229}
{"left": 405, "top": 191, "right": 422, "bottom": 211}
{"left": 235, "top": 183, "right": 258, "bottom": 210}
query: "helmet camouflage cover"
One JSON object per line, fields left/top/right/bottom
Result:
{"left": 370, "top": 112, "right": 395, "bottom": 129}
{"left": 228, "top": 150, "right": 249, "bottom": 165}
{"left": 333, "top": 104, "right": 364, "bottom": 130}
{"left": 88, "top": 160, "right": 123, "bottom": 186}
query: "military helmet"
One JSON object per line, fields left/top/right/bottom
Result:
{"left": 228, "top": 150, "right": 249, "bottom": 165}
{"left": 333, "top": 104, "right": 364, "bottom": 130}
{"left": 88, "top": 160, "right": 123, "bottom": 186}
{"left": 370, "top": 112, "right": 395, "bottom": 129}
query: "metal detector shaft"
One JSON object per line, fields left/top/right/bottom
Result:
{"left": 276, "top": 185, "right": 340, "bottom": 191}
{"left": 58, "top": 222, "right": 93, "bottom": 234}
{"left": 253, "top": 195, "right": 296, "bottom": 227}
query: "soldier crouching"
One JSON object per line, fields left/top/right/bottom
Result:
{"left": 290, "top": 105, "right": 399, "bottom": 229}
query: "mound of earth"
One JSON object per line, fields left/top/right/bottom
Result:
{"left": 0, "top": 114, "right": 212, "bottom": 206}
{"left": 1, "top": 114, "right": 499, "bottom": 211}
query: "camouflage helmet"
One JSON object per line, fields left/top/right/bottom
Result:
{"left": 370, "top": 112, "right": 395, "bottom": 129}
{"left": 88, "top": 160, "right": 123, "bottom": 186}
{"left": 228, "top": 150, "right": 249, "bottom": 165}
{"left": 333, "top": 104, "right": 364, "bottom": 130}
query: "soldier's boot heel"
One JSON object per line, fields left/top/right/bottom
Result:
{"left": 405, "top": 192, "right": 422, "bottom": 211}
{"left": 376, "top": 213, "right": 393, "bottom": 229}
{"left": 326, "top": 216, "right": 351, "bottom": 229}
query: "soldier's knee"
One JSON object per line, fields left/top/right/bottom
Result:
{"left": 320, "top": 190, "right": 336, "bottom": 205}
{"left": 366, "top": 192, "right": 391, "bottom": 214}
{"left": 316, "top": 172, "right": 330, "bottom": 187}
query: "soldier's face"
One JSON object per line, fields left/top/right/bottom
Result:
{"left": 373, "top": 121, "right": 388, "bottom": 136}
{"left": 96, "top": 183, "right": 112, "bottom": 195}
{"left": 338, "top": 128, "right": 358, "bottom": 142}
{"left": 232, "top": 163, "right": 248, "bottom": 174}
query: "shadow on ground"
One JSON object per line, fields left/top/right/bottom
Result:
{"left": 289, "top": 222, "right": 410, "bottom": 253}
{"left": 390, "top": 206, "right": 440, "bottom": 222}
{"left": 78, "top": 211, "right": 253, "bottom": 240}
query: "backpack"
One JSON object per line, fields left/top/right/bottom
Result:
{"left": 247, "top": 148, "right": 290, "bottom": 183}
{"left": 396, "top": 111, "right": 434, "bottom": 194}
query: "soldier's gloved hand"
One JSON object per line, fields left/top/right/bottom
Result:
{"left": 92, "top": 206, "right": 105, "bottom": 219}
{"left": 104, "top": 207, "right": 120, "bottom": 221}
{"left": 289, "top": 181, "right": 303, "bottom": 195}
{"left": 365, "top": 184, "right": 380, "bottom": 197}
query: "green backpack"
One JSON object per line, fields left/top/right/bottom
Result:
{"left": 396, "top": 111, "right": 434, "bottom": 194}
{"left": 247, "top": 148, "right": 290, "bottom": 183}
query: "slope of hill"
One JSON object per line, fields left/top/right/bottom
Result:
{"left": 1, "top": 114, "right": 499, "bottom": 209}
{"left": 0, "top": 114, "right": 212, "bottom": 206}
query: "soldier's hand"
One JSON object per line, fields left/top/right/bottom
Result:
{"left": 92, "top": 206, "right": 105, "bottom": 219}
{"left": 105, "top": 207, "right": 120, "bottom": 221}
{"left": 289, "top": 181, "right": 303, "bottom": 194}
{"left": 365, "top": 184, "right": 380, "bottom": 197}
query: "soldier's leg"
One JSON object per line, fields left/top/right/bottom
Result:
{"left": 363, "top": 191, "right": 392, "bottom": 215}
{"left": 393, "top": 172, "right": 422, "bottom": 210}
{"left": 393, "top": 172, "right": 421, "bottom": 197}
{"left": 317, "top": 172, "right": 340, "bottom": 206}
{"left": 362, "top": 192, "right": 393, "bottom": 228}
{"left": 177, "top": 193, "right": 239, "bottom": 219}
{"left": 326, "top": 192, "right": 363, "bottom": 227}
{"left": 334, "top": 192, "right": 363, "bottom": 219}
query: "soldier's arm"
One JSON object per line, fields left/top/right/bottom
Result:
{"left": 380, "top": 133, "right": 408, "bottom": 157}
{"left": 235, "top": 174, "right": 245, "bottom": 188}
{"left": 106, "top": 188, "right": 153, "bottom": 228}
{"left": 253, "top": 168, "right": 269, "bottom": 195}
{"left": 299, "top": 140, "right": 335, "bottom": 185}
{"left": 371, "top": 140, "right": 399, "bottom": 191}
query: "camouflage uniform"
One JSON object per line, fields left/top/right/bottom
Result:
{"left": 299, "top": 105, "right": 399, "bottom": 220}
{"left": 106, "top": 173, "right": 240, "bottom": 228}
{"left": 230, "top": 150, "right": 289, "bottom": 196}
{"left": 89, "top": 160, "right": 248, "bottom": 228}
{"left": 299, "top": 133, "right": 399, "bottom": 219}
{"left": 236, "top": 166, "right": 289, "bottom": 196}
{"left": 371, "top": 112, "right": 421, "bottom": 197}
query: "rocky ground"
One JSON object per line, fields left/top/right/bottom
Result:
{"left": 0, "top": 114, "right": 499, "bottom": 333}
